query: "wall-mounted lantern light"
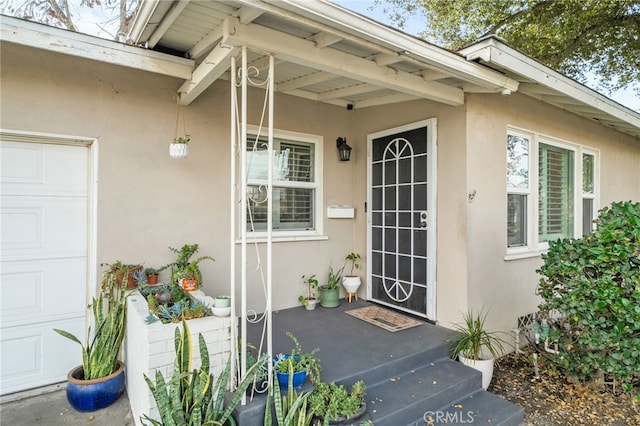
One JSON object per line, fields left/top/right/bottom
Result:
{"left": 336, "top": 137, "right": 352, "bottom": 161}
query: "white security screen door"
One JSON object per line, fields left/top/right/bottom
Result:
{"left": 1, "top": 137, "right": 90, "bottom": 395}
{"left": 367, "top": 119, "right": 436, "bottom": 320}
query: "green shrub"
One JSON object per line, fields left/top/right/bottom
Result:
{"left": 537, "top": 201, "right": 640, "bottom": 383}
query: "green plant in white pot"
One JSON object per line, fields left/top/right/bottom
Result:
{"left": 170, "top": 134, "right": 190, "bottom": 159}
{"left": 342, "top": 252, "right": 361, "bottom": 301}
{"left": 450, "top": 309, "right": 506, "bottom": 390}
{"left": 298, "top": 274, "right": 319, "bottom": 310}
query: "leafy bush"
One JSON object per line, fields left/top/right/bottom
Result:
{"left": 537, "top": 201, "right": 640, "bottom": 383}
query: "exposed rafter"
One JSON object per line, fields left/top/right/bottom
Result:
{"left": 306, "top": 32, "right": 343, "bottom": 48}
{"left": 223, "top": 17, "right": 465, "bottom": 106}
{"left": 275, "top": 72, "right": 336, "bottom": 92}
{"left": 179, "top": 40, "right": 238, "bottom": 105}
{"left": 148, "top": 0, "right": 190, "bottom": 48}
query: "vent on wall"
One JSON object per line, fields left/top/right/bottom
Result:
{"left": 517, "top": 312, "right": 537, "bottom": 330}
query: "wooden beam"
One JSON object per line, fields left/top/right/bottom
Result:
{"left": 225, "top": 18, "right": 464, "bottom": 105}
{"left": 370, "top": 53, "right": 403, "bottom": 66}
{"left": 0, "top": 16, "right": 194, "bottom": 79}
{"left": 188, "top": 26, "right": 223, "bottom": 60}
{"left": 276, "top": 71, "right": 336, "bottom": 92}
{"left": 178, "top": 42, "right": 238, "bottom": 105}
{"left": 307, "top": 32, "right": 343, "bottom": 48}
{"left": 317, "top": 83, "right": 379, "bottom": 100}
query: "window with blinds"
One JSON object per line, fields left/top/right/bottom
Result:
{"left": 538, "top": 143, "right": 574, "bottom": 242}
{"left": 505, "top": 128, "right": 598, "bottom": 256}
{"left": 246, "top": 136, "right": 316, "bottom": 231}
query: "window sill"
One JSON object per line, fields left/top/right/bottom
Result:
{"left": 235, "top": 234, "right": 329, "bottom": 244}
{"left": 504, "top": 250, "right": 545, "bottom": 261}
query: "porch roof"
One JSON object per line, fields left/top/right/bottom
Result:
{"left": 127, "top": 0, "right": 640, "bottom": 139}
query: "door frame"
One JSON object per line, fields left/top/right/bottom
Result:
{"left": 0, "top": 128, "right": 98, "bottom": 393}
{"left": 366, "top": 118, "right": 437, "bottom": 320}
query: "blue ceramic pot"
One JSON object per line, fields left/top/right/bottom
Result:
{"left": 274, "top": 354, "right": 308, "bottom": 389}
{"left": 276, "top": 369, "right": 308, "bottom": 389}
{"left": 66, "top": 361, "right": 125, "bottom": 412}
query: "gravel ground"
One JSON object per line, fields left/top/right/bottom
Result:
{"left": 489, "top": 346, "right": 640, "bottom": 425}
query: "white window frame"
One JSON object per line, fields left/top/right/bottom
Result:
{"left": 506, "top": 129, "right": 533, "bottom": 255}
{"left": 241, "top": 126, "right": 325, "bottom": 243}
{"left": 581, "top": 148, "right": 599, "bottom": 236}
{"left": 505, "top": 127, "right": 599, "bottom": 260}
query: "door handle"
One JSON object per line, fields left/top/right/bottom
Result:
{"left": 419, "top": 211, "right": 428, "bottom": 230}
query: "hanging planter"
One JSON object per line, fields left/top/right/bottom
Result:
{"left": 170, "top": 93, "right": 190, "bottom": 159}
{"left": 170, "top": 139, "right": 189, "bottom": 159}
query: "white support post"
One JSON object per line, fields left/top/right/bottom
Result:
{"left": 240, "top": 46, "right": 249, "bottom": 401}
{"left": 266, "top": 53, "right": 274, "bottom": 385}
{"left": 230, "top": 53, "right": 239, "bottom": 402}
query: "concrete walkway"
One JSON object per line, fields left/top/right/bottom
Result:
{"left": 0, "top": 384, "right": 133, "bottom": 425}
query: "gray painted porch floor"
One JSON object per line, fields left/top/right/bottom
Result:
{"left": 0, "top": 299, "right": 523, "bottom": 425}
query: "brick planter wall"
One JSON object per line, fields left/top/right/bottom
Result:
{"left": 125, "top": 290, "right": 232, "bottom": 425}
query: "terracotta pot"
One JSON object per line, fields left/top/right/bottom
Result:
{"left": 116, "top": 265, "right": 142, "bottom": 289}
{"left": 180, "top": 277, "right": 198, "bottom": 292}
{"left": 147, "top": 274, "right": 159, "bottom": 285}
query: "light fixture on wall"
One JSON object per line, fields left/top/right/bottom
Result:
{"left": 336, "top": 137, "right": 352, "bottom": 161}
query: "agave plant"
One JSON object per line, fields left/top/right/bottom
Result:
{"left": 141, "top": 319, "right": 266, "bottom": 426}
{"left": 53, "top": 262, "right": 128, "bottom": 380}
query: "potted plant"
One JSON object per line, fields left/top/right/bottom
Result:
{"left": 273, "top": 332, "right": 322, "bottom": 389}
{"left": 319, "top": 264, "right": 343, "bottom": 308}
{"left": 142, "top": 283, "right": 208, "bottom": 324}
{"left": 158, "top": 244, "right": 214, "bottom": 292}
{"left": 342, "top": 252, "right": 361, "bottom": 302}
{"left": 144, "top": 268, "right": 159, "bottom": 285}
{"left": 308, "top": 380, "right": 367, "bottom": 424}
{"left": 169, "top": 134, "right": 190, "bottom": 159}
{"left": 133, "top": 268, "right": 148, "bottom": 286}
{"left": 450, "top": 309, "right": 506, "bottom": 390}
{"left": 53, "top": 262, "right": 129, "bottom": 412}
{"left": 142, "top": 319, "right": 266, "bottom": 425}
{"left": 107, "top": 261, "right": 142, "bottom": 289}
{"left": 298, "top": 274, "right": 319, "bottom": 310}
{"left": 263, "top": 366, "right": 315, "bottom": 426}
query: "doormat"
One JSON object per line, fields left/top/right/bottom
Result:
{"left": 345, "top": 306, "right": 423, "bottom": 332}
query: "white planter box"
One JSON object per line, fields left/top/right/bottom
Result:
{"left": 125, "top": 290, "right": 232, "bottom": 425}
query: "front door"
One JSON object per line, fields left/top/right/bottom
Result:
{"left": 367, "top": 119, "right": 436, "bottom": 320}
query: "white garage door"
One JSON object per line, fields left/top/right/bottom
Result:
{"left": 1, "top": 137, "right": 90, "bottom": 395}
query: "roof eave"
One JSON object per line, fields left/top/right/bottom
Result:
{"left": 459, "top": 37, "right": 640, "bottom": 139}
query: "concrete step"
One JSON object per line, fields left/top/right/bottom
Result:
{"left": 406, "top": 390, "right": 525, "bottom": 426}
{"left": 234, "top": 302, "right": 524, "bottom": 425}
{"left": 366, "top": 358, "right": 482, "bottom": 426}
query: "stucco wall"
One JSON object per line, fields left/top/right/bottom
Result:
{"left": 0, "top": 42, "right": 355, "bottom": 313}
{"left": 3, "top": 41, "right": 639, "bottom": 344}
{"left": 464, "top": 92, "right": 640, "bottom": 338}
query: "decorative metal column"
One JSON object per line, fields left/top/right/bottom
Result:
{"left": 230, "top": 46, "right": 275, "bottom": 404}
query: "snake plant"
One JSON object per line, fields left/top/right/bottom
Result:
{"left": 53, "top": 262, "right": 128, "bottom": 380}
{"left": 141, "top": 319, "right": 266, "bottom": 426}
